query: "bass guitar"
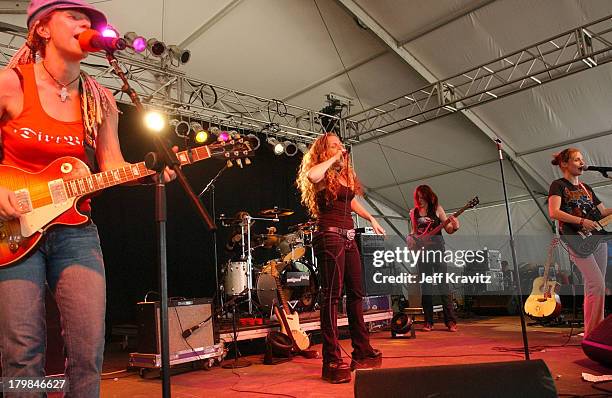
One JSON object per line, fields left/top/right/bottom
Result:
{"left": 524, "top": 239, "right": 562, "bottom": 319}
{"left": 562, "top": 214, "right": 612, "bottom": 257}
{"left": 408, "top": 196, "right": 479, "bottom": 248}
{"left": 0, "top": 137, "right": 255, "bottom": 268}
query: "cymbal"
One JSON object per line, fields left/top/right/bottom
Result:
{"left": 258, "top": 207, "right": 294, "bottom": 217}
{"left": 289, "top": 220, "right": 316, "bottom": 232}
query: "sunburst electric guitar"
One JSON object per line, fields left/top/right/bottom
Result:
{"left": 270, "top": 261, "right": 310, "bottom": 351}
{"left": 0, "top": 137, "right": 255, "bottom": 268}
{"left": 524, "top": 240, "right": 562, "bottom": 319}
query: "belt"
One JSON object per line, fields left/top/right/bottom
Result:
{"left": 318, "top": 226, "right": 356, "bottom": 240}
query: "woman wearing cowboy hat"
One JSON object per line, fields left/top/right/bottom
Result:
{"left": 0, "top": 1, "right": 175, "bottom": 396}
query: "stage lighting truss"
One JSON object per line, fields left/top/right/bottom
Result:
{"left": 0, "top": 23, "right": 348, "bottom": 144}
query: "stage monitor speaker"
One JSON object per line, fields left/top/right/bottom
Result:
{"left": 582, "top": 314, "right": 612, "bottom": 367}
{"left": 136, "top": 298, "right": 215, "bottom": 355}
{"left": 354, "top": 359, "right": 558, "bottom": 398}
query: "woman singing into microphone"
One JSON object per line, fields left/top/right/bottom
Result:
{"left": 0, "top": 1, "right": 175, "bottom": 395}
{"left": 297, "top": 132, "right": 384, "bottom": 384}
{"left": 548, "top": 148, "right": 611, "bottom": 336}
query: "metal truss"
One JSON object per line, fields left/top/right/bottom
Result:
{"left": 346, "top": 14, "right": 612, "bottom": 144}
{"left": 0, "top": 22, "right": 337, "bottom": 143}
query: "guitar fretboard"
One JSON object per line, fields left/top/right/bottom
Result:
{"left": 63, "top": 146, "right": 212, "bottom": 198}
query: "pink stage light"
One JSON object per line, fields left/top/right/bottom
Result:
{"left": 102, "top": 25, "right": 119, "bottom": 38}
{"left": 218, "top": 131, "right": 230, "bottom": 142}
{"left": 132, "top": 37, "right": 147, "bottom": 53}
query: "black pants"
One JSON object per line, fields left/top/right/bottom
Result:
{"left": 419, "top": 256, "right": 457, "bottom": 326}
{"left": 314, "top": 232, "right": 372, "bottom": 364}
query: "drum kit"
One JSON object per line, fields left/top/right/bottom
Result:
{"left": 219, "top": 208, "right": 319, "bottom": 314}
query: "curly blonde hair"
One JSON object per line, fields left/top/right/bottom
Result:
{"left": 296, "top": 133, "right": 362, "bottom": 218}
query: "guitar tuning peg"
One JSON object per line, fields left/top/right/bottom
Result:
{"left": 245, "top": 158, "right": 251, "bottom": 165}
{"left": 226, "top": 160, "right": 233, "bottom": 168}
{"left": 236, "top": 159, "right": 243, "bottom": 168}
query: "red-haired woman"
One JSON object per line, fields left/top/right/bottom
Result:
{"left": 548, "top": 148, "right": 610, "bottom": 337}
{"left": 297, "top": 133, "right": 384, "bottom": 383}
{"left": 408, "top": 185, "right": 459, "bottom": 332}
{"left": 0, "top": 1, "right": 174, "bottom": 395}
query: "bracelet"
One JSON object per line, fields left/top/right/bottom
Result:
{"left": 579, "top": 217, "right": 584, "bottom": 226}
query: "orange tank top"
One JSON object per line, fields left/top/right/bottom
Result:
{"left": 1, "top": 63, "right": 87, "bottom": 171}
{"left": 0, "top": 63, "right": 91, "bottom": 211}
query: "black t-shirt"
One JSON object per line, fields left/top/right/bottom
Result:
{"left": 548, "top": 178, "right": 602, "bottom": 235}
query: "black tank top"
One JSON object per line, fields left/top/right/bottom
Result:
{"left": 316, "top": 185, "right": 354, "bottom": 230}
{"left": 412, "top": 207, "right": 445, "bottom": 246}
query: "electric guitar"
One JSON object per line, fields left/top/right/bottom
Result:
{"left": 408, "top": 196, "right": 479, "bottom": 248}
{"left": 270, "top": 261, "right": 310, "bottom": 351}
{"left": 0, "top": 137, "right": 255, "bottom": 268}
{"left": 562, "top": 214, "right": 612, "bottom": 257}
{"left": 524, "top": 240, "right": 562, "bottom": 319}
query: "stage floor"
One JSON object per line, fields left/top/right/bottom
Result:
{"left": 98, "top": 316, "right": 609, "bottom": 398}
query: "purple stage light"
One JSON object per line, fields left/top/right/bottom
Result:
{"left": 218, "top": 131, "right": 230, "bottom": 142}
{"left": 132, "top": 37, "right": 147, "bottom": 53}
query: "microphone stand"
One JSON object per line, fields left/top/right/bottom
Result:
{"left": 198, "top": 165, "right": 229, "bottom": 312}
{"left": 105, "top": 52, "right": 216, "bottom": 398}
{"left": 495, "top": 139, "right": 530, "bottom": 360}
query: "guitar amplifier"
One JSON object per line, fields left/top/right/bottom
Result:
{"left": 356, "top": 233, "right": 398, "bottom": 296}
{"left": 136, "top": 298, "right": 216, "bottom": 357}
{"left": 486, "top": 271, "right": 505, "bottom": 292}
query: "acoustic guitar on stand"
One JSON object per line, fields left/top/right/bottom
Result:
{"left": 0, "top": 137, "right": 255, "bottom": 268}
{"left": 524, "top": 239, "right": 562, "bottom": 319}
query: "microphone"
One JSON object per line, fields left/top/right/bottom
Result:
{"left": 584, "top": 165, "right": 612, "bottom": 172}
{"left": 583, "top": 165, "right": 612, "bottom": 177}
{"left": 182, "top": 324, "right": 200, "bottom": 339}
{"left": 78, "top": 29, "right": 127, "bottom": 53}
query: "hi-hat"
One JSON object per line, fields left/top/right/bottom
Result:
{"left": 258, "top": 207, "right": 294, "bottom": 217}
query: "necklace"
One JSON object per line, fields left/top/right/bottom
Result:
{"left": 41, "top": 62, "right": 80, "bottom": 102}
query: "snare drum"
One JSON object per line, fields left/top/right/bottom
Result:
{"left": 223, "top": 261, "right": 248, "bottom": 296}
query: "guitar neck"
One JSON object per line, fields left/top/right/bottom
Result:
{"left": 62, "top": 146, "right": 212, "bottom": 198}
{"left": 273, "top": 273, "right": 291, "bottom": 314}
{"left": 598, "top": 214, "right": 612, "bottom": 228}
{"left": 424, "top": 204, "right": 468, "bottom": 237}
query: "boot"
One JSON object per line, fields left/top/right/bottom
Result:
{"left": 322, "top": 361, "right": 351, "bottom": 383}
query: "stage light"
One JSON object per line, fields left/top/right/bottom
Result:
{"left": 168, "top": 45, "right": 191, "bottom": 64}
{"left": 102, "top": 25, "right": 119, "bottom": 38}
{"left": 218, "top": 131, "right": 230, "bottom": 142}
{"left": 297, "top": 142, "right": 308, "bottom": 154}
{"left": 195, "top": 130, "right": 208, "bottom": 144}
{"left": 124, "top": 32, "right": 147, "bottom": 53}
{"left": 267, "top": 137, "right": 284, "bottom": 156}
{"left": 190, "top": 122, "right": 208, "bottom": 143}
{"left": 144, "top": 111, "right": 165, "bottom": 133}
{"left": 283, "top": 141, "right": 298, "bottom": 157}
{"left": 169, "top": 119, "right": 190, "bottom": 137}
{"left": 246, "top": 134, "right": 261, "bottom": 151}
{"left": 147, "top": 38, "right": 166, "bottom": 57}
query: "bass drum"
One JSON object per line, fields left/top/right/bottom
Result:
{"left": 256, "top": 259, "right": 319, "bottom": 313}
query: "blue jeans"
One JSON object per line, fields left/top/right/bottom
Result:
{"left": 0, "top": 223, "right": 106, "bottom": 397}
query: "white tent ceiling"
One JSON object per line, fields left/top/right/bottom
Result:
{"left": 1, "top": 0, "right": 611, "bottom": 220}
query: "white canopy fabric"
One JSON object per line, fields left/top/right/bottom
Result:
{"left": 2, "top": 0, "right": 611, "bottom": 264}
